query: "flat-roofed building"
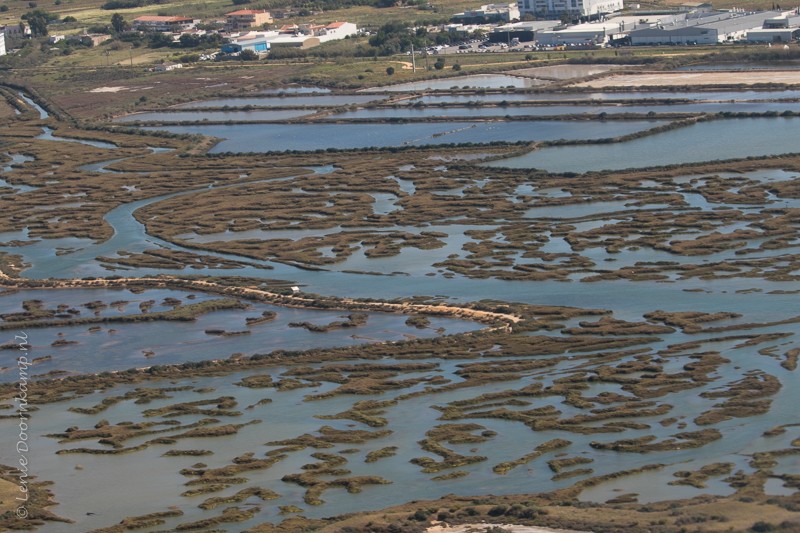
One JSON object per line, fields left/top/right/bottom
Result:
{"left": 452, "top": 3, "right": 521, "bottom": 23}
{"left": 630, "top": 11, "right": 781, "bottom": 44}
{"left": 489, "top": 20, "right": 560, "bottom": 42}
{"left": 535, "top": 13, "right": 685, "bottom": 44}
{"left": 746, "top": 12, "right": 800, "bottom": 42}
{"left": 517, "top": 0, "right": 623, "bottom": 19}
{"left": 221, "top": 31, "right": 278, "bottom": 53}
{"left": 746, "top": 27, "right": 799, "bottom": 42}
{"left": 268, "top": 35, "right": 321, "bottom": 48}
{"left": 226, "top": 10, "right": 273, "bottom": 31}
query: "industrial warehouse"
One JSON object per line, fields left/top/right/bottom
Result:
{"left": 489, "top": 8, "right": 800, "bottom": 47}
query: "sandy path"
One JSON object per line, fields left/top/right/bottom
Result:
{"left": 574, "top": 70, "right": 800, "bottom": 88}
{"left": 0, "top": 271, "right": 522, "bottom": 326}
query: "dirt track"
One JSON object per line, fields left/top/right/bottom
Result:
{"left": 0, "top": 271, "right": 522, "bottom": 327}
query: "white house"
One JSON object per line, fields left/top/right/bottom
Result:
{"left": 318, "top": 21, "right": 358, "bottom": 41}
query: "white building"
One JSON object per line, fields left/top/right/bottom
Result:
{"left": 0, "top": 31, "right": 5, "bottom": 56}
{"left": 489, "top": 20, "right": 561, "bottom": 42}
{"left": 452, "top": 3, "right": 521, "bottom": 23}
{"left": 517, "top": 0, "right": 623, "bottom": 19}
{"left": 222, "top": 31, "right": 278, "bottom": 53}
{"left": 536, "top": 13, "right": 685, "bottom": 45}
{"left": 1, "top": 24, "right": 30, "bottom": 44}
{"left": 318, "top": 21, "right": 358, "bottom": 41}
{"left": 221, "top": 21, "right": 356, "bottom": 53}
{"left": 629, "top": 11, "right": 782, "bottom": 45}
{"left": 746, "top": 13, "right": 800, "bottom": 42}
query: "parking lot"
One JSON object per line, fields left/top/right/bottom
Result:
{"left": 409, "top": 40, "right": 537, "bottom": 57}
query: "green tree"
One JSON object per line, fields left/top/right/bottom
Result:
{"left": 386, "top": 65, "right": 395, "bottom": 75}
{"left": 239, "top": 48, "right": 258, "bottom": 60}
{"left": 23, "top": 9, "right": 52, "bottom": 36}
{"left": 179, "top": 33, "right": 200, "bottom": 47}
{"left": 147, "top": 32, "right": 173, "bottom": 48}
{"left": 111, "top": 13, "right": 128, "bottom": 33}
{"left": 433, "top": 57, "right": 445, "bottom": 69}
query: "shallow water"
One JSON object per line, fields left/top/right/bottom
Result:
{"left": 487, "top": 117, "right": 800, "bottom": 172}
{"left": 37, "top": 127, "right": 118, "bottom": 149}
{"left": 19, "top": 309, "right": 800, "bottom": 532}
{"left": 6, "top": 86, "right": 800, "bottom": 532}
{"left": 146, "top": 120, "right": 663, "bottom": 153}
{"left": 0, "top": 287, "right": 478, "bottom": 379}
{"left": 18, "top": 92, "right": 49, "bottom": 119}
{"left": 413, "top": 89, "right": 800, "bottom": 104}
{"left": 333, "top": 101, "right": 800, "bottom": 119}
{"left": 1, "top": 154, "right": 37, "bottom": 194}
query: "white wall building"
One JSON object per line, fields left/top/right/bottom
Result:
{"left": 517, "top": 0, "right": 623, "bottom": 19}
{"left": 0, "top": 31, "right": 5, "bottom": 56}
{"left": 452, "top": 3, "right": 521, "bottom": 23}
{"left": 317, "top": 21, "right": 358, "bottom": 41}
{"left": 746, "top": 14, "right": 800, "bottom": 42}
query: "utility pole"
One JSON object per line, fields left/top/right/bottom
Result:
{"left": 411, "top": 42, "right": 416, "bottom": 72}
